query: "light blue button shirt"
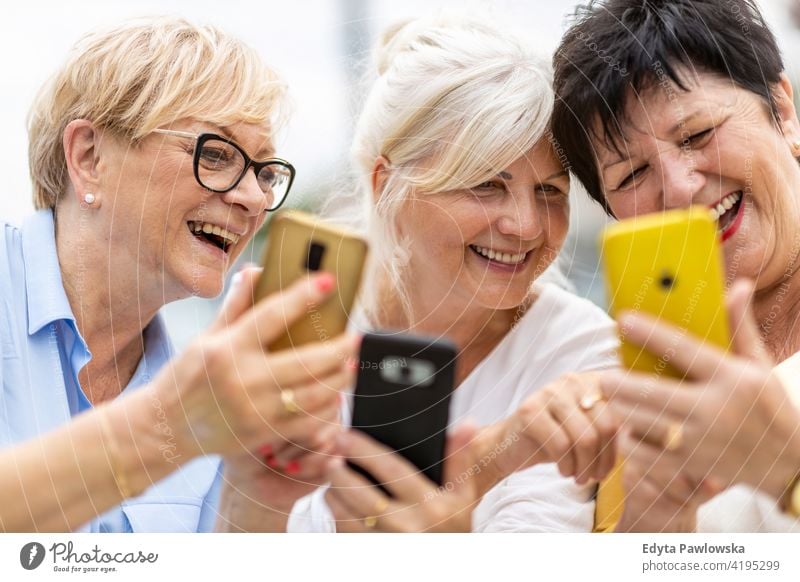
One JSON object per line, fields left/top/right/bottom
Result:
{"left": 0, "top": 210, "right": 222, "bottom": 532}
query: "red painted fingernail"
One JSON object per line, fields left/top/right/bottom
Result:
{"left": 347, "top": 357, "right": 358, "bottom": 371}
{"left": 315, "top": 273, "right": 335, "bottom": 294}
{"left": 258, "top": 443, "right": 273, "bottom": 457}
{"left": 285, "top": 460, "right": 301, "bottom": 474}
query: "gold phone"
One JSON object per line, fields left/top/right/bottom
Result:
{"left": 594, "top": 207, "right": 731, "bottom": 532}
{"left": 254, "top": 210, "right": 368, "bottom": 352}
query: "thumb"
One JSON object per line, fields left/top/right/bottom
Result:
{"left": 208, "top": 265, "right": 263, "bottom": 334}
{"left": 442, "top": 421, "right": 479, "bottom": 498}
{"left": 726, "top": 279, "right": 771, "bottom": 364}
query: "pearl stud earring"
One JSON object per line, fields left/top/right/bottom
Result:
{"left": 84, "top": 193, "right": 95, "bottom": 205}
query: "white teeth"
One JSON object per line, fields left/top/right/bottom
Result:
{"left": 188, "top": 221, "right": 241, "bottom": 246}
{"left": 708, "top": 192, "right": 742, "bottom": 224}
{"left": 471, "top": 245, "right": 527, "bottom": 265}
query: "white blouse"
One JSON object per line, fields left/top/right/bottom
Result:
{"left": 287, "top": 283, "right": 619, "bottom": 532}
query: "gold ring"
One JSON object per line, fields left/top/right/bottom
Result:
{"left": 363, "top": 515, "right": 378, "bottom": 529}
{"left": 663, "top": 423, "right": 684, "bottom": 451}
{"left": 280, "top": 388, "right": 301, "bottom": 415}
{"left": 579, "top": 391, "right": 603, "bottom": 412}
{"left": 363, "top": 498, "right": 389, "bottom": 530}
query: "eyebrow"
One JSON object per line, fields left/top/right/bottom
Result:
{"left": 213, "top": 124, "right": 276, "bottom": 159}
{"left": 544, "top": 170, "right": 569, "bottom": 181}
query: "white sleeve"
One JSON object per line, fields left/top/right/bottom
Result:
{"left": 471, "top": 464, "right": 595, "bottom": 533}
{"left": 286, "top": 485, "right": 336, "bottom": 533}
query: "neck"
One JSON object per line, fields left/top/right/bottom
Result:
{"left": 371, "top": 272, "right": 526, "bottom": 384}
{"left": 54, "top": 205, "right": 162, "bottom": 402}
{"left": 753, "top": 274, "right": 800, "bottom": 362}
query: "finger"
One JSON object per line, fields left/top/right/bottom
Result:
{"left": 328, "top": 458, "right": 394, "bottom": 518}
{"left": 607, "top": 397, "right": 685, "bottom": 449}
{"left": 600, "top": 369, "right": 695, "bottom": 418}
{"left": 726, "top": 279, "right": 771, "bottom": 364}
{"left": 325, "top": 484, "right": 369, "bottom": 533}
{"left": 236, "top": 272, "right": 337, "bottom": 348}
{"left": 621, "top": 438, "right": 698, "bottom": 505}
{"left": 585, "top": 402, "right": 621, "bottom": 481}
{"left": 272, "top": 424, "right": 343, "bottom": 464}
{"left": 209, "top": 266, "right": 262, "bottom": 333}
{"left": 617, "top": 311, "right": 728, "bottom": 380}
{"left": 533, "top": 413, "right": 576, "bottom": 477}
{"left": 548, "top": 394, "right": 597, "bottom": 483}
{"left": 441, "top": 422, "right": 479, "bottom": 498}
{"left": 265, "top": 333, "right": 360, "bottom": 387}
{"left": 277, "top": 397, "right": 342, "bottom": 444}
{"left": 340, "top": 430, "right": 431, "bottom": 502}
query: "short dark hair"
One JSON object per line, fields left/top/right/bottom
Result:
{"left": 551, "top": 0, "right": 784, "bottom": 214}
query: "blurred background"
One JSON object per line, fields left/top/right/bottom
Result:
{"left": 2, "top": 0, "right": 798, "bottom": 350}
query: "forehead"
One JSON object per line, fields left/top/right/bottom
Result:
{"left": 593, "top": 70, "right": 750, "bottom": 162}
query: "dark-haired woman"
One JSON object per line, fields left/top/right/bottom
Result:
{"left": 551, "top": 0, "right": 800, "bottom": 531}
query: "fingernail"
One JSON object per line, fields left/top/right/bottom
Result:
{"left": 285, "top": 460, "right": 301, "bottom": 475}
{"left": 257, "top": 443, "right": 273, "bottom": 457}
{"left": 347, "top": 357, "right": 358, "bottom": 371}
{"left": 230, "top": 271, "right": 244, "bottom": 288}
{"left": 316, "top": 273, "right": 335, "bottom": 294}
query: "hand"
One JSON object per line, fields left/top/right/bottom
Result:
{"left": 325, "top": 424, "right": 479, "bottom": 532}
{"left": 153, "top": 266, "right": 359, "bottom": 460}
{"left": 215, "top": 425, "right": 344, "bottom": 532}
{"left": 481, "top": 372, "right": 620, "bottom": 491}
{"left": 601, "top": 279, "right": 800, "bottom": 500}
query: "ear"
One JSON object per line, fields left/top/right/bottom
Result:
{"left": 370, "top": 155, "right": 390, "bottom": 204}
{"left": 62, "top": 119, "right": 102, "bottom": 205}
{"left": 773, "top": 73, "right": 800, "bottom": 154}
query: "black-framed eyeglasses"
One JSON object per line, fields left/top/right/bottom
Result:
{"left": 152, "top": 129, "right": 296, "bottom": 212}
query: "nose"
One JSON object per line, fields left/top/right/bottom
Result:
{"left": 495, "top": 189, "right": 544, "bottom": 242}
{"left": 658, "top": 149, "right": 706, "bottom": 210}
{"left": 219, "top": 168, "right": 268, "bottom": 216}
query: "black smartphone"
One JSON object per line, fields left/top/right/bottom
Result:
{"left": 349, "top": 332, "right": 456, "bottom": 489}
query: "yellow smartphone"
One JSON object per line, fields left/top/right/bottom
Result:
{"left": 594, "top": 207, "right": 731, "bottom": 532}
{"left": 254, "top": 209, "right": 368, "bottom": 352}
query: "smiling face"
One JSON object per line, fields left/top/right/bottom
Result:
{"left": 96, "top": 119, "right": 273, "bottom": 300}
{"left": 596, "top": 71, "right": 800, "bottom": 289}
{"left": 396, "top": 139, "right": 570, "bottom": 313}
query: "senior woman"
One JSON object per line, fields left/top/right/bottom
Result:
{"left": 0, "top": 16, "right": 357, "bottom": 532}
{"left": 551, "top": 0, "right": 800, "bottom": 531}
{"left": 225, "top": 15, "right": 625, "bottom": 533}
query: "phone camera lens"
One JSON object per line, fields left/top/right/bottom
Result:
{"left": 305, "top": 242, "right": 326, "bottom": 271}
{"left": 659, "top": 272, "right": 676, "bottom": 290}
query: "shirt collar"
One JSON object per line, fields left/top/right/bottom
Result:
{"left": 21, "top": 209, "right": 75, "bottom": 335}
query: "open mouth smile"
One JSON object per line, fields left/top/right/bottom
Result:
{"left": 187, "top": 220, "right": 241, "bottom": 254}
{"left": 707, "top": 191, "right": 744, "bottom": 242}
{"left": 468, "top": 244, "right": 532, "bottom": 271}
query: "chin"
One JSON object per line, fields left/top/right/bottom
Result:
{"left": 472, "top": 285, "right": 531, "bottom": 311}
{"left": 172, "top": 265, "right": 225, "bottom": 299}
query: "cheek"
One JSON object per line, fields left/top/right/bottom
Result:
{"left": 542, "top": 201, "right": 570, "bottom": 241}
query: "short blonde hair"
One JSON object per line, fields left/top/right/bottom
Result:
{"left": 348, "top": 14, "right": 555, "bottom": 319}
{"left": 28, "top": 15, "right": 286, "bottom": 209}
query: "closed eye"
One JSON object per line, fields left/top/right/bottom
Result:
{"left": 536, "top": 183, "right": 567, "bottom": 197}
{"left": 685, "top": 127, "right": 715, "bottom": 147}
{"left": 471, "top": 180, "right": 506, "bottom": 196}
{"left": 616, "top": 165, "right": 648, "bottom": 191}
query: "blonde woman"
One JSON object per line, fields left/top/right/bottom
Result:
{"left": 272, "top": 15, "right": 622, "bottom": 533}
{"left": 0, "top": 16, "right": 357, "bottom": 532}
